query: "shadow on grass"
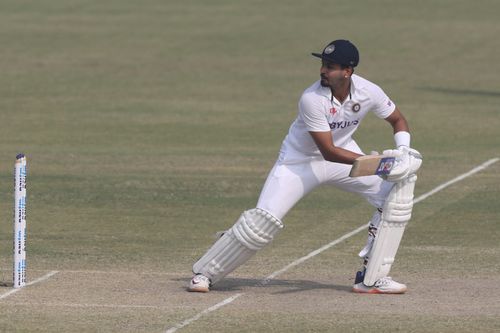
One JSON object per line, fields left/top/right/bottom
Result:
{"left": 0, "top": 271, "right": 14, "bottom": 288}
{"left": 0, "top": 281, "right": 14, "bottom": 288}
{"left": 175, "top": 276, "right": 352, "bottom": 294}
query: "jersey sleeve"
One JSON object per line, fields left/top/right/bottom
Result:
{"left": 298, "top": 94, "right": 331, "bottom": 132}
{"left": 370, "top": 83, "right": 396, "bottom": 119}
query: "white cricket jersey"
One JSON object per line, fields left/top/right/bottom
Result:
{"left": 279, "top": 74, "right": 396, "bottom": 163}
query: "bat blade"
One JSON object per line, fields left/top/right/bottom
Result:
{"left": 349, "top": 155, "right": 396, "bottom": 177}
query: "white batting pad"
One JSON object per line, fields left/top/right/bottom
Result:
{"left": 192, "top": 208, "right": 283, "bottom": 284}
{"left": 363, "top": 176, "right": 417, "bottom": 286}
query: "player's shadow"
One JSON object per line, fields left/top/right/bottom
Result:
{"left": 176, "top": 277, "right": 352, "bottom": 294}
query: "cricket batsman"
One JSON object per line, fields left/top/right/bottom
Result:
{"left": 188, "top": 39, "right": 422, "bottom": 294}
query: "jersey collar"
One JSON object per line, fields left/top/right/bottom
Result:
{"left": 318, "top": 77, "right": 356, "bottom": 105}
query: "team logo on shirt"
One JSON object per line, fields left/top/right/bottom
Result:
{"left": 352, "top": 103, "right": 361, "bottom": 112}
{"left": 329, "top": 107, "right": 337, "bottom": 115}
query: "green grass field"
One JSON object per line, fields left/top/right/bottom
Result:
{"left": 0, "top": 0, "right": 499, "bottom": 332}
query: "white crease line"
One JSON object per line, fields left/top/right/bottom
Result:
{"left": 10, "top": 301, "right": 167, "bottom": 309}
{"left": 263, "top": 224, "right": 368, "bottom": 283}
{"left": 59, "top": 270, "right": 182, "bottom": 276}
{"left": 0, "top": 271, "right": 58, "bottom": 300}
{"left": 165, "top": 294, "right": 243, "bottom": 333}
{"left": 165, "top": 157, "right": 499, "bottom": 332}
{"left": 413, "top": 157, "right": 499, "bottom": 204}
{"left": 2, "top": 269, "right": 181, "bottom": 276}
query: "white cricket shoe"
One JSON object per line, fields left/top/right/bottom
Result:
{"left": 188, "top": 274, "right": 211, "bottom": 292}
{"left": 352, "top": 277, "right": 407, "bottom": 294}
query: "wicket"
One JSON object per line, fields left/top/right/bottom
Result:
{"left": 13, "top": 154, "right": 27, "bottom": 288}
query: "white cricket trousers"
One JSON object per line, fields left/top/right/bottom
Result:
{"left": 256, "top": 140, "right": 394, "bottom": 220}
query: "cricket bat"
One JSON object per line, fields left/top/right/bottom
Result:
{"left": 349, "top": 155, "right": 395, "bottom": 177}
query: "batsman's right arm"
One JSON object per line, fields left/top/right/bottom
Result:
{"left": 309, "top": 131, "right": 362, "bottom": 164}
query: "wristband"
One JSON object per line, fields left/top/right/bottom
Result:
{"left": 394, "top": 131, "right": 410, "bottom": 147}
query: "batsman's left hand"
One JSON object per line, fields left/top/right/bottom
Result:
{"left": 383, "top": 146, "right": 422, "bottom": 182}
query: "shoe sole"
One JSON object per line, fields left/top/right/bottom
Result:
{"left": 188, "top": 286, "right": 210, "bottom": 293}
{"left": 352, "top": 287, "right": 407, "bottom": 294}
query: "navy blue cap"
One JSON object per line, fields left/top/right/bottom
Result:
{"left": 312, "top": 39, "right": 359, "bottom": 67}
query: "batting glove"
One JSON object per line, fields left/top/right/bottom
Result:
{"left": 383, "top": 147, "right": 423, "bottom": 182}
